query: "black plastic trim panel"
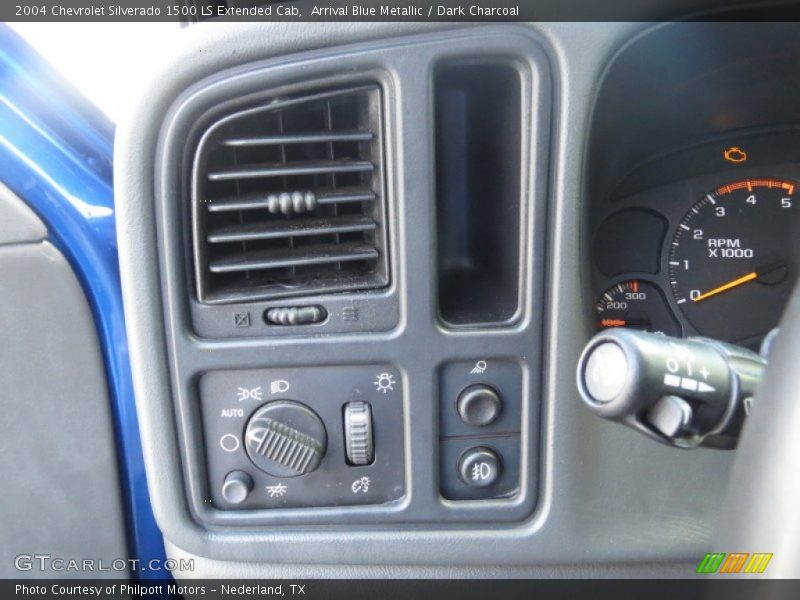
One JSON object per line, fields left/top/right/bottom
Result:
{"left": 154, "top": 28, "right": 551, "bottom": 527}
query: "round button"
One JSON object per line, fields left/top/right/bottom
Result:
{"left": 458, "top": 446, "right": 502, "bottom": 488}
{"left": 222, "top": 470, "right": 253, "bottom": 504}
{"left": 582, "top": 342, "right": 628, "bottom": 403}
{"left": 457, "top": 384, "right": 503, "bottom": 426}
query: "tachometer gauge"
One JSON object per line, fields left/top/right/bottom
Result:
{"left": 668, "top": 177, "right": 800, "bottom": 345}
{"left": 596, "top": 280, "right": 680, "bottom": 336}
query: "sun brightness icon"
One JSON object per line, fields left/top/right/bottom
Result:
{"left": 374, "top": 373, "right": 395, "bottom": 393}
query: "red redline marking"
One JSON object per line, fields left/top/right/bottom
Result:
{"left": 716, "top": 178, "right": 795, "bottom": 196}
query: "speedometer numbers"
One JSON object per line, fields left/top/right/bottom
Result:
{"left": 596, "top": 280, "right": 680, "bottom": 336}
{"left": 668, "top": 178, "right": 799, "bottom": 344}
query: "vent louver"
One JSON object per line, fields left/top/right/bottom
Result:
{"left": 191, "top": 85, "right": 389, "bottom": 304}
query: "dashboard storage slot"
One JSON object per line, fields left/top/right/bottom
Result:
{"left": 434, "top": 60, "right": 523, "bottom": 326}
{"left": 192, "top": 85, "right": 389, "bottom": 304}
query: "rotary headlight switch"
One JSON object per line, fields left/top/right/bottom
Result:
{"left": 244, "top": 400, "right": 327, "bottom": 477}
{"left": 344, "top": 401, "right": 374, "bottom": 466}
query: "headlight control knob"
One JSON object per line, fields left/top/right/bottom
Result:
{"left": 344, "top": 401, "right": 374, "bottom": 465}
{"left": 244, "top": 400, "right": 327, "bottom": 477}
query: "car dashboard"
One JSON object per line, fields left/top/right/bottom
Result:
{"left": 47, "top": 17, "right": 800, "bottom": 579}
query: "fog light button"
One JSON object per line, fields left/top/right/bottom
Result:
{"left": 458, "top": 446, "right": 502, "bottom": 488}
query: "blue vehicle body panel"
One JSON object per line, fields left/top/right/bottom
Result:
{"left": 0, "top": 24, "right": 166, "bottom": 577}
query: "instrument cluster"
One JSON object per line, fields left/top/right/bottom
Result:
{"left": 592, "top": 135, "right": 800, "bottom": 348}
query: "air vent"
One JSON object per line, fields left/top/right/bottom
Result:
{"left": 191, "top": 85, "right": 389, "bottom": 304}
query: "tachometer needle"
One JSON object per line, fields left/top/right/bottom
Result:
{"left": 692, "top": 272, "right": 757, "bottom": 303}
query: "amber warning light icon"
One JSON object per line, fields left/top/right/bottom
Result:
{"left": 724, "top": 146, "right": 748, "bottom": 163}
